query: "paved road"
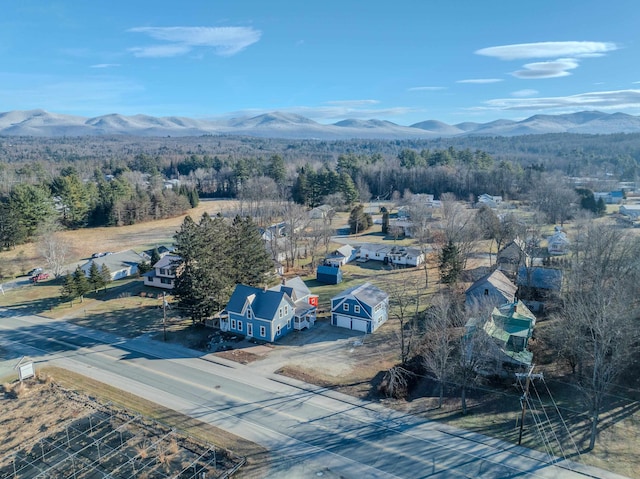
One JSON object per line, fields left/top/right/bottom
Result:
{"left": 0, "top": 312, "right": 629, "bottom": 479}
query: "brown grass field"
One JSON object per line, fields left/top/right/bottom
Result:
{"left": 0, "top": 199, "right": 238, "bottom": 279}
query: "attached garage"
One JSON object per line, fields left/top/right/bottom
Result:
{"left": 351, "top": 318, "right": 369, "bottom": 333}
{"left": 335, "top": 315, "right": 351, "bottom": 329}
{"left": 333, "top": 314, "right": 369, "bottom": 333}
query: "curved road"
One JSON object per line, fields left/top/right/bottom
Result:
{"left": 0, "top": 312, "right": 628, "bottom": 479}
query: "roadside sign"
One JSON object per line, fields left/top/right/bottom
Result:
{"left": 18, "top": 362, "right": 35, "bottom": 381}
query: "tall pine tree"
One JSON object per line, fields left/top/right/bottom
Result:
{"left": 72, "top": 266, "right": 90, "bottom": 302}
{"left": 439, "top": 241, "right": 463, "bottom": 285}
{"left": 88, "top": 262, "right": 105, "bottom": 292}
{"left": 173, "top": 214, "right": 233, "bottom": 323}
{"left": 229, "top": 215, "right": 273, "bottom": 286}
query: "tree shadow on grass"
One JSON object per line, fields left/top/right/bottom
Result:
{"left": 66, "top": 305, "right": 166, "bottom": 338}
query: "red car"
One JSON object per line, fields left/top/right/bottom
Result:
{"left": 30, "top": 273, "right": 49, "bottom": 283}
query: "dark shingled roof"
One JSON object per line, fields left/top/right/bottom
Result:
{"left": 227, "top": 284, "right": 292, "bottom": 320}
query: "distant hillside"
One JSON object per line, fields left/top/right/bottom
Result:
{"left": 1, "top": 109, "right": 640, "bottom": 139}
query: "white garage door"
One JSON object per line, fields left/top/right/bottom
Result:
{"left": 335, "top": 315, "right": 369, "bottom": 332}
{"left": 351, "top": 318, "right": 368, "bottom": 333}
{"left": 335, "top": 315, "right": 351, "bottom": 329}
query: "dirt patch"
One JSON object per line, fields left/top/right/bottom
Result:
{"left": 214, "top": 349, "right": 263, "bottom": 365}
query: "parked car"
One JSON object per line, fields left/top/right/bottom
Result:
{"left": 27, "top": 267, "right": 43, "bottom": 276}
{"left": 30, "top": 273, "right": 50, "bottom": 283}
{"left": 91, "top": 252, "right": 114, "bottom": 258}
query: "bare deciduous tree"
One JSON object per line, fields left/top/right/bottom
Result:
{"left": 528, "top": 173, "right": 579, "bottom": 225}
{"left": 380, "top": 364, "right": 414, "bottom": 399}
{"left": 421, "top": 292, "right": 458, "bottom": 408}
{"left": 37, "top": 223, "right": 72, "bottom": 278}
{"left": 281, "top": 201, "right": 310, "bottom": 270}
{"left": 388, "top": 271, "right": 425, "bottom": 364}
{"left": 440, "top": 192, "right": 478, "bottom": 269}
{"left": 407, "top": 203, "right": 433, "bottom": 287}
{"left": 553, "top": 222, "right": 640, "bottom": 450}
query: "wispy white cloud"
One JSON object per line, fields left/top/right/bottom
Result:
{"left": 128, "top": 26, "right": 261, "bottom": 58}
{"left": 129, "top": 44, "right": 191, "bottom": 58}
{"left": 476, "top": 41, "right": 618, "bottom": 60}
{"left": 480, "top": 89, "right": 640, "bottom": 111}
{"left": 457, "top": 78, "right": 503, "bottom": 84}
{"left": 512, "top": 58, "right": 579, "bottom": 79}
{"left": 325, "top": 99, "right": 380, "bottom": 106}
{"left": 90, "top": 63, "right": 121, "bottom": 69}
{"left": 511, "top": 89, "right": 539, "bottom": 97}
{"left": 475, "top": 41, "right": 617, "bottom": 81}
{"left": 408, "top": 86, "right": 447, "bottom": 91}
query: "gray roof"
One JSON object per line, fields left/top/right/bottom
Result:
{"left": 466, "top": 269, "right": 517, "bottom": 299}
{"left": 227, "top": 284, "right": 293, "bottom": 320}
{"left": 497, "top": 239, "right": 527, "bottom": 263}
{"left": 269, "top": 276, "right": 312, "bottom": 301}
{"left": 332, "top": 282, "right": 388, "bottom": 307}
{"left": 517, "top": 266, "right": 563, "bottom": 291}
{"left": 141, "top": 245, "right": 175, "bottom": 259}
{"left": 153, "top": 254, "right": 181, "bottom": 269}
{"left": 82, "top": 250, "right": 143, "bottom": 272}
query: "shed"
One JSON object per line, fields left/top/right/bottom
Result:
{"left": 317, "top": 264, "right": 342, "bottom": 284}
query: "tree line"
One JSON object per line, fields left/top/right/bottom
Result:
{"left": 0, "top": 166, "right": 198, "bottom": 250}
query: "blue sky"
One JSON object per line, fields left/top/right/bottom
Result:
{"left": 1, "top": 0, "right": 639, "bottom": 125}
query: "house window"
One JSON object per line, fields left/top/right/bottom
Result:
{"left": 160, "top": 268, "right": 167, "bottom": 275}
{"left": 160, "top": 277, "right": 172, "bottom": 284}
{"left": 284, "top": 305, "right": 288, "bottom": 315}
{"left": 484, "top": 288, "right": 489, "bottom": 296}
{"left": 260, "top": 326, "right": 266, "bottom": 337}
{"left": 277, "top": 324, "right": 281, "bottom": 335}
{"left": 231, "top": 319, "right": 236, "bottom": 329}
{"left": 279, "top": 307, "right": 283, "bottom": 318}
{"left": 248, "top": 324, "right": 253, "bottom": 336}
{"left": 247, "top": 309, "right": 252, "bottom": 319}
{"left": 238, "top": 321, "right": 243, "bottom": 332}
{"left": 148, "top": 277, "right": 155, "bottom": 282}
{"left": 354, "top": 305, "right": 360, "bottom": 314}
{"left": 343, "top": 303, "right": 349, "bottom": 312}
{"left": 287, "top": 319, "right": 291, "bottom": 329}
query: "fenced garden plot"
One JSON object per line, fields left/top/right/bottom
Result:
{"left": 1, "top": 389, "right": 244, "bottom": 479}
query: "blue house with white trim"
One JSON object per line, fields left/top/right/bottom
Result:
{"left": 331, "top": 282, "right": 389, "bottom": 333}
{"left": 223, "top": 284, "right": 295, "bottom": 342}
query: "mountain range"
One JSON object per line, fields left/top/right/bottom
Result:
{"left": 1, "top": 109, "right": 640, "bottom": 139}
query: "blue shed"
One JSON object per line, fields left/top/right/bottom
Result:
{"left": 317, "top": 264, "right": 343, "bottom": 284}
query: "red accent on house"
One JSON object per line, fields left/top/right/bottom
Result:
{"left": 309, "top": 295, "right": 319, "bottom": 307}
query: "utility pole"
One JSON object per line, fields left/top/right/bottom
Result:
{"left": 162, "top": 291, "right": 167, "bottom": 342}
{"left": 516, "top": 366, "right": 544, "bottom": 445}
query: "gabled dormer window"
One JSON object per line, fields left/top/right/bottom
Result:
{"left": 247, "top": 309, "right": 252, "bottom": 319}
